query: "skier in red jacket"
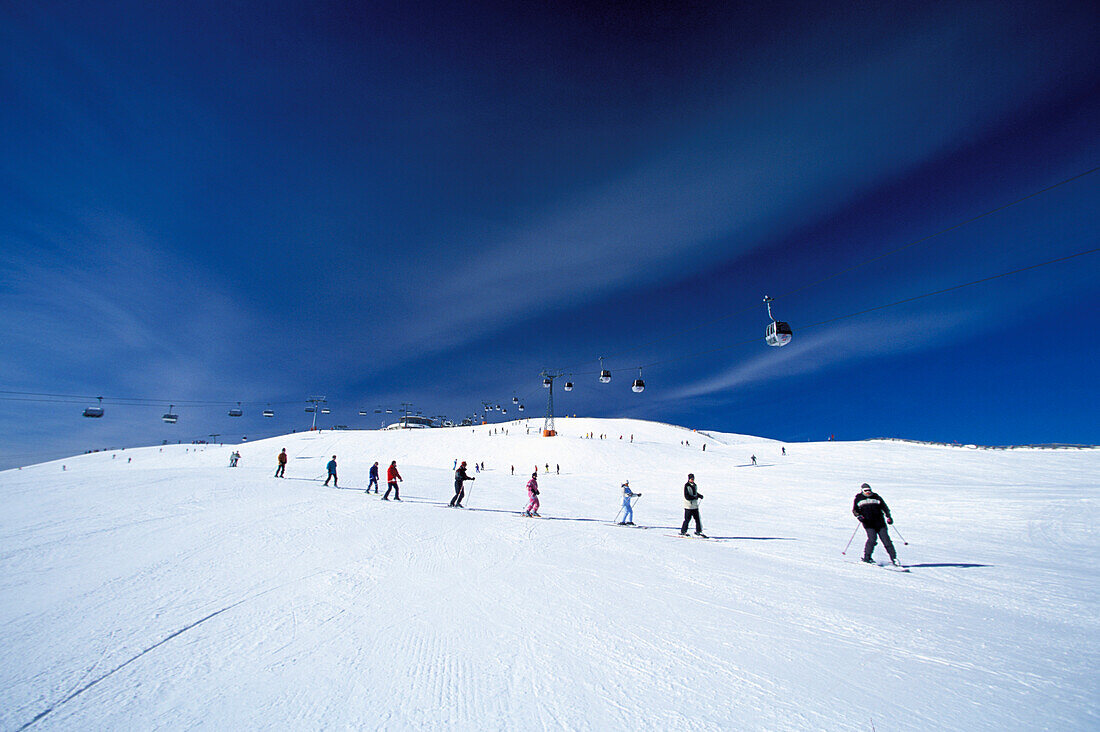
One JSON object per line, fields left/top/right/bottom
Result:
{"left": 383, "top": 461, "right": 403, "bottom": 501}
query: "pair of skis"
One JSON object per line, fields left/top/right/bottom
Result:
{"left": 855, "top": 559, "right": 910, "bottom": 572}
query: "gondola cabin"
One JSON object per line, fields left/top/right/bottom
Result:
{"left": 83, "top": 406, "right": 104, "bottom": 418}
{"left": 263, "top": 409, "right": 275, "bottom": 418}
{"left": 228, "top": 407, "right": 243, "bottom": 417}
{"left": 564, "top": 381, "right": 573, "bottom": 391}
{"left": 599, "top": 370, "right": 611, "bottom": 383}
{"left": 320, "top": 407, "right": 330, "bottom": 414}
{"left": 765, "top": 320, "right": 792, "bottom": 347}
{"left": 543, "top": 378, "right": 552, "bottom": 388}
{"left": 162, "top": 406, "right": 179, "bottom": 424}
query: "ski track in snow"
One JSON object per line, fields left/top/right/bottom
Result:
{"left": 0, "top": 417, "right": 1097, "bottom": 730}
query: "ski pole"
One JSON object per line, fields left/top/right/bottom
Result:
{"left": 841, "top": 524, "right": 860, "bottom": 555}
{"left": 889, "top": 524, "right": 908, "bottom": 545}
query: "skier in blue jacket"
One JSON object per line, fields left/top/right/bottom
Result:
{"left": 324, "top": 456, "right": 338, "bottom": 487}
{"left": 366, "top": 461, "right": 380, "bottom": 493}
{"left": 618, "top": 481, "right": 641, "bottom": 525}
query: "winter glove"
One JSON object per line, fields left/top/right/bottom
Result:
{"left": 886, "top": 517, "right": 892, "bottom": 524}
{"left": 697, "top": 494, "right": 703, "bottom": 499}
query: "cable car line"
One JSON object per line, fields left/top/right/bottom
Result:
{"left": 630, "top": 245, "right": 1099, "bottom": 371}
{"left": 0, "top": 392, "right": 305, "bottom": 406}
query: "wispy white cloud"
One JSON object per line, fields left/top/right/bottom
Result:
{"left": 0, "top": 210, "right": 275, "bottom": 399}
{"left": 369, "top": 5, "right": 1093, "bottom": 359}
{"left": 658, "top": 262, "right": 1087, "bottom": 403}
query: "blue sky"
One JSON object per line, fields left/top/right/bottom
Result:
{"left": 2, "top": 0, "right": 1098, "bottom": 468}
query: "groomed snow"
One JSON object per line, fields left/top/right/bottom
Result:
{"left": 1, "top": 417, "right": 1097, "bottom": 730}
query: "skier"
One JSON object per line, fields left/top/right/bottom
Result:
{"left": 751, "top": 455, "right": 757, "bottom": 466}
{"left": 511, "top": 465, "right": 514, "bottom": 475}
{"left": 781, "top": 446, "right": 786, "bottom": 456}
{"left": 680, "top": 473, "right": 704, "bottom": 536}
{"left": 556, "top": 464, "right": 559, "bottom": 475}
{"left": 524, "top": 473, "right": 540, "bottom": 517}
{"left": 366, "top": 461, "right": 380, "bottom": 493}
{"left": 853, "top": 483, "right": 899, "bottom": 565}
{"left": 275, "top": 448, "right": 287, "bottom": 477}
{"left": 383, "top": 460, "right": 402, "bottom": 500}
{"left": 324, "top": 455, "right": 338, "bottom": 486}
{"left": 451, "top": 461, "right": 475, "bottom": 507}
{"left": 618, "top": 481, "right": 640, "bottom": 525}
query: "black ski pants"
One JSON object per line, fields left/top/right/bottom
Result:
{"left": 450, "top": 481, "right": 465, "bottom": 507}
{"left": 274, "top": 464, "right": 285, "bottom": 477}
{"left": 863, "top": 524, "right": 896, "bottom": 561}
{"left": 681, "top": 508, "right": 703, "bottom": 534}
{"left": 384, "top": 480, "right": 400, "bottom": 499}
{"left": 324, "top": 471, "right": 337, "bottom": 487}
{"left": 367, "top": 476, "right": 379, "bottom": 493}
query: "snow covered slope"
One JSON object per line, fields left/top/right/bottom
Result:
{"left": 1, "top": 418, "right": 1097, "bottom": 730}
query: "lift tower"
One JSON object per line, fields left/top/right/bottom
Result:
{"left": 540, "top": 370, "right": 563, "bottom": 437}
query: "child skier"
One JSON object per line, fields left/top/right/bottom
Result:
{"left": 275, "top": 448, "right": 287, "bottom": 477}
{"left": 524, "top": 473, "right": 540, "bottom": 517}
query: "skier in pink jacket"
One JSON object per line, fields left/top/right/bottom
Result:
{"left": 524, "top": 473, "right": 540, "bottom": 517}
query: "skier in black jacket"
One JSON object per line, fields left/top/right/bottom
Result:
{"left": 680, "top": 474, "right": 704, "bottom": 536}
{"left": 451, "top": 461, "right": 475, "bottom": 507}
{"left": 852, "top": 483, "right": 898, "bottom": 564}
